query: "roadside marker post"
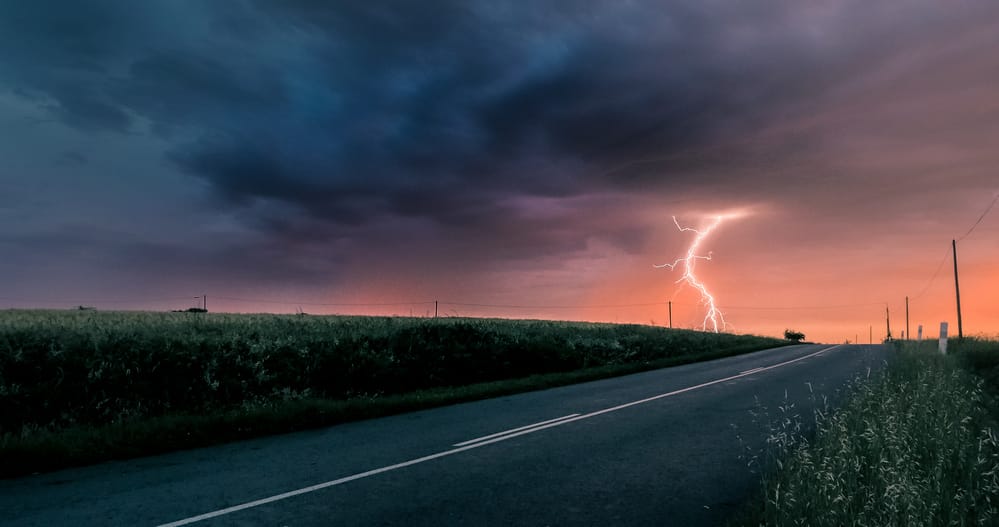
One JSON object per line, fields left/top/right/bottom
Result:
{"left": 939, "top": 322, "right": 948, "bottom": 354}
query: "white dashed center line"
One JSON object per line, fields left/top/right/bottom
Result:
{"left": 158, "top": 345, "right": 840, "bottom": 527}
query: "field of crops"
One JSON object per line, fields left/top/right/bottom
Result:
{"left": 0, "top": 309, "right": 783, "bottom": 440}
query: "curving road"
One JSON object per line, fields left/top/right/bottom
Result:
{"left": 0, "top": 343, "right": 891, "bottom": 526}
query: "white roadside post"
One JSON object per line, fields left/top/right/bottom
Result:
{"left": 917, "top": 324, "right": 923, "bottom": 342}
{"left": 939, "top": 321, "right": 948, "bottom": 355}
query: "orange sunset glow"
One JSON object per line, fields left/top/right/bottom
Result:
{"left": 1, "top": 2, "right": 997, "bottom": 344}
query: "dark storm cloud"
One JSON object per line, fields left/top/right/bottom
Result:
{"left": 191, "top": 0, "right": 802, "bottom": 232}
{"left": 0, "top": 2, "right": 153, "bottom": 131}
{"left": 0, "top": 223, "right": 343, "bottom": 293}
{"left": 119, "top": 50, "right": 287, "bottom": 132}
{"left": 56, "top": 151, "right": 88, "bottom": 166}
{"left": 3, "top": 0, "right": 996, "bottom": 273}
{"left": 1, "top": 2, "right": 791, "bottom": 219}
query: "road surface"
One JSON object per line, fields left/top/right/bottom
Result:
{"left": 0, "top": 343, "right": 891, "bottom": 526}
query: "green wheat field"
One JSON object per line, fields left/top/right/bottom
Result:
{"left": 0, "top": 309, "right": 782, "bottom": 477}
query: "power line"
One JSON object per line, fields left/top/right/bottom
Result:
{"left": 441, "top": 301, "right": 667, "bottom": 309}
{"left": 214, "top": 296, "right": 435, "bottom": 307}
{"left": 0, "top": 296, "right": 193, "bottom": 304}
{"left": 911, "top": 189, "right": 998, "bottom": 300}
{"left": 718, "top": 302, "right": 886, "bottom": 311}
{"left": 1, "top": 295, "right": 900, "bottom": 313}
{"left": 956, "top": 191, "right": 999, "bottom": 241}
{"left": 911, "top": 247, "right": 951, "bottom": 300}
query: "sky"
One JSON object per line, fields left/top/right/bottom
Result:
{"left": 1, "top": 1, "right": 997, "bottom": 343}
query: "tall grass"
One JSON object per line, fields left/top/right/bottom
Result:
{"left": 0, "top": 309, "right": 785, "bottom": 477}
{"left": 738, "top": 342, "right": 999, "bottom": 526}
{"left": 954, "top": 337, "right": 999, "bottom": 404}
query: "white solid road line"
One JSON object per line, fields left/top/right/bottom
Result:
{"left": 739, "top": 367, "right": 764, "bottom": 375}
{"left": 157, "top": 344, "right": 841, "bottom": 527}
{"left": 453, "top": 413, "right": 582, "bottom": 447}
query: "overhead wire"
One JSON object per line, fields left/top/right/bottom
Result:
{"left": 0, "top": 295, "right": 900, "bottom": 312}
{"left": 213, "top": 296, "right": 435, "bottom": 307}
{"left": 7, "top": 191, "right": 997, "bottom": 315}
{"left": 912, "top": 189, "right": 998, "bottom": 300}
{"left": 911, "top": 247, "right": 951, "bottom": 300}
{"left": 956, "top": 191, "right": 999, "bottom": 242}
{"left": 441, "top": 301, "right": 668, "bottom": 309}
{"left": 0, "top": 296, "right": 194, "bottom": 304}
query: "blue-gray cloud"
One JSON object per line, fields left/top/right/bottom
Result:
{"left": 3, "top": 0, "right": 999, "bottom": 297}
{"left": 1, "top": 1, "right": 815, "bottom": 224}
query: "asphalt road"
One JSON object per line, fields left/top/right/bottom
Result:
{"left": 0, "top": 343, "right": 891, "bottom": 526}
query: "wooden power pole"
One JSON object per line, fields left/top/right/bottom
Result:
{"left": 905, "top": 296, "right": 909, "bottom": 341}
{"left": 886, "top": 305, "right": 892, "bottom": 342}
{"left": 952, "top": 239, "right": 964, "bottom": 339}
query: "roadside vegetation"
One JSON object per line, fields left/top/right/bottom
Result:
{"left": 0, "top": 309, "right": 785, "bottom": 478}
{"left": 734, "top": 338, "right": 999, "bottom": 526}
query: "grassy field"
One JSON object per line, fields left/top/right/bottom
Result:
{"left": 0, "top": 309, "right": 785, "bottom": 477}
{"left": 734, "top": 338, "right": 999, "bottom": 526}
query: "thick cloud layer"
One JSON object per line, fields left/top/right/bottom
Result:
{"left": 0, "top": 2, "right": 855, "bottom": 217}
{"left": 2, "top": 1, "right": 998, "bottom": 340}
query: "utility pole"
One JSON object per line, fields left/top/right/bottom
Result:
{"left": 668, "top": 301, "right": 672, "bottom": 329}
{"left": 886, "top": 305, "right": 892, "bottom": 342}
{"left": 952, "top": 239, "right": 964, "bottom": 339}
{"left": 869, "top": 325, "right": 872, "bottom": 345}
{"left": 435, "top": 300, "right": 438, "bottom": 318}
{"left": 203, "top": 295, "right": 207, "bottom": 312}
{"left": 905, "top": 296, "right": 909, "bottom": 341}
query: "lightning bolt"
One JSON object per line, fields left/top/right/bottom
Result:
{"left": 656, "top": 214, "right": 735, "bottom": 333}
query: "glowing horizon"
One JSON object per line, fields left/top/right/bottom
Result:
{"left": 2, "top": 3, "right": 998, "bottom": 346}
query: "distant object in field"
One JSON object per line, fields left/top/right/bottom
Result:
{"left": 784, "top": 329, "right": 806, "bottom": 342}
{"left": 172, "top": 308, "right": 208, "bottom": 313}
